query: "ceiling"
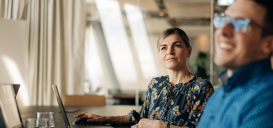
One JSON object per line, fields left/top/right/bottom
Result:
{"left": 86, "top": 0, "right": 213, "bottom": 37}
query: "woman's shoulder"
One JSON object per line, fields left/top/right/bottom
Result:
{"left": 150, "top": 75, "right": 168, "bottom": 81}
{"left": 148, "top": 75, "right": 168, "bottom": 88}
{"left": 150, "top": 75, "right": 169, "bottom": 82}
{"left": 192, "top": 76, "right": 213, "bottom": 88}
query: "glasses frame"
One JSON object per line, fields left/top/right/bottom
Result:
{"left": 214, "top": 13, "right": 273, "bottom": 35}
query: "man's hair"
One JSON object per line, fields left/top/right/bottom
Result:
{"left": 252, "top": 0, "right": 273, "bottom": 37}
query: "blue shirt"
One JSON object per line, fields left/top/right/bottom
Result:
{"left": 129, "top": 75, "right": 214, "bottom": 128}
{"left": 199, "top": 58, "right": 273, "bottom": 128}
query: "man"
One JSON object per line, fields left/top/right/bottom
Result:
{"left": 198, "top": 0, "right": 273, "bottom": 127}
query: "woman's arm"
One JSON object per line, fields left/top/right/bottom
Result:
{"left": 129, "top": 79, "right": 154, "bottom": 125}
{"left": 74, "top": 79, "right": 154, "bottom": 125}
{"left": 104, "top": 115, "right": 129, "bottom": 124}
{"left": 185, "top": 80, "right": 214, "bottom": 127}
{"left": 170, "top": 124, "right": 187, "bottom": 128}
{"left": 131, "top": 119, "right": 188, "bottom": 128}
{"left": 74, "top": 112, "right": 130, "bottom": 124}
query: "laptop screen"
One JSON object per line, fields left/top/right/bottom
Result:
{"left": 0, "top": 84, "right": 21, "bottom": 128}
{"left": 52, "top": 85, "right": 71, "bottom": 127}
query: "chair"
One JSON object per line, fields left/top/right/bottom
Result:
{"left": 63, "top": 95, "right": 106, "bottom": 106}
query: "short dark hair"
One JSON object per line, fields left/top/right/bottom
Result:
{"left": 252, "top": 0, "right": 273, "bottom": 37}
{"left": 157, "top": 27, "right": 190, "bottom": 51}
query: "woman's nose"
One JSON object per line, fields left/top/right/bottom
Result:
{"left": 167, "top": 47, "right": 174, "bottom": 55}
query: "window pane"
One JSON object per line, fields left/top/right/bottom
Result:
{"left": 124, "top": 3, "right": 157, "bottom": 79}
{"left": 96, "top": 0, "right": 138, "bottom": 90}
{"left": 85, "top": 25, "right": 104, "bottom": 94}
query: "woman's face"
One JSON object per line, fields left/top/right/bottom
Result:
{"left": 159, "top": 34, "right": 192, "bottom": 70}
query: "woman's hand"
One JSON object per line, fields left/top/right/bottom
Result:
{"left": 131, "top": 119, "right": 167, "bottom": 128}
{"left": 74, "top": 112, "right": 106, "bottom": 123}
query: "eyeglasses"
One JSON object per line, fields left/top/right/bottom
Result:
{"left": 214, "top": 13, "right": 273, "bottom": 34}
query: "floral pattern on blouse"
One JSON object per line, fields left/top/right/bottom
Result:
{"left": 129, "top": 75, "right": 214, "bottom": 128}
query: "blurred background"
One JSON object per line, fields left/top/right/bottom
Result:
{"left": 0, "top": 0, "right": 236, "bottom": 106}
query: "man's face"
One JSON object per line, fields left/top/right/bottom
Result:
{"left": 214, "top": 0, "right": 267, "bottom": 70}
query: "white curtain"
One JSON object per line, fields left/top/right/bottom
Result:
{"left": 0, "top": 0, "right": 28, "bottom": 20}
{"left": 1, "top": 0, "right": 86, "bottom": 106}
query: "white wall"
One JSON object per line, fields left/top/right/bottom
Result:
{"left": 0, "top": 19, "right": 29, "bottom": 106}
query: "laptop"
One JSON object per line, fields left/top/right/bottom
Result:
{"left": 52, "top": 85, "right": 112, "bottom": 128}
{"left": 0, "top": 84, "right": 23, "bottom": 128}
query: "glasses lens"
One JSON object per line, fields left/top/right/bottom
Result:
{"left": 214, "top": 14, "right": 251, "bottom": 33}
{"left": 214, "top": 15, "right": 230, "bottom": 29}
{"left": 232, "top": 18, "right": 250, "bottom": 33}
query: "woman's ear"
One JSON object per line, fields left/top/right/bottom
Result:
{"left": 187, "top": 46, "right": 192, "bottom": 57}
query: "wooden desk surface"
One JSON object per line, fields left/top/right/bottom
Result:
{"left": 20, "top": 105, "right": 141, "bottom": 128}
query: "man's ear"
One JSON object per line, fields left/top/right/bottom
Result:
{"left": 261, "top": 35, "right": 273, "bottom": 56}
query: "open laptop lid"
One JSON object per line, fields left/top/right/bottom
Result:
{"left": 0, "top": 107, "right": 6, "bottom": 128}
{"left": 52, "top": 85, "right": 71, "bottom": 128}
{"left": 0, "top": 84, "right": 22, "bottom": 128}
{"left": 12, "top": 84, "right": 20, "bottom": 98}
{"left": 12, "top": 84, "right": 23, "bottom": 128}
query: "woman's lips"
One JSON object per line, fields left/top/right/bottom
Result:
{"left": 166, "top": 58, "right": 176, "bottom": 61}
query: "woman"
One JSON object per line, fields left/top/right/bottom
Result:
{"left": 75, "top": 28, "right": 214, "bottom": 128}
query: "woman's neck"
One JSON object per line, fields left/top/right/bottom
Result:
{"left": 167, "top": 68, "right": 194, "bottom": 87}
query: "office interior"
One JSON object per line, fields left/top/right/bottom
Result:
{"left": 0, "top": 0, "right": 272, "bottom": 108}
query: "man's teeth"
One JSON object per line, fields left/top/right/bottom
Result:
{"left": 220, "top": 43, "right": 233, "bottom": 50}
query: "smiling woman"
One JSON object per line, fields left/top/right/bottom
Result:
{"left": 75, "top": 28, "right": 214, "bottom": 128}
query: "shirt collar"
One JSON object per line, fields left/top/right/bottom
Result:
{"left": 165, "top": 75, "right": 197, "bottom": 87}
{"left": 219, "top": 58, "right": 272, "bottom": 92}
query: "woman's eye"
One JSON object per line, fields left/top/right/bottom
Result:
{"left": 175, "top": 45, "right": 181, "bottom": 48}
{"left": 161, "top": 47, "right": 166, "bottom": 50}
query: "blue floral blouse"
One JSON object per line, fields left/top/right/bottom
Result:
{"left": 129, "top": 75, "right": 214, "bottom": 128}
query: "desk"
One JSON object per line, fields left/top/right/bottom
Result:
{"left": 111, "top": 94, "right": 143, "bottom": 105}
{"left": 20, "top": 105, "right": 141, "bottom": 128}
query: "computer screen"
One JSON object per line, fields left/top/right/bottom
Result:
{"left": 52, "top": 85, "right": 71, "bottom": 127}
